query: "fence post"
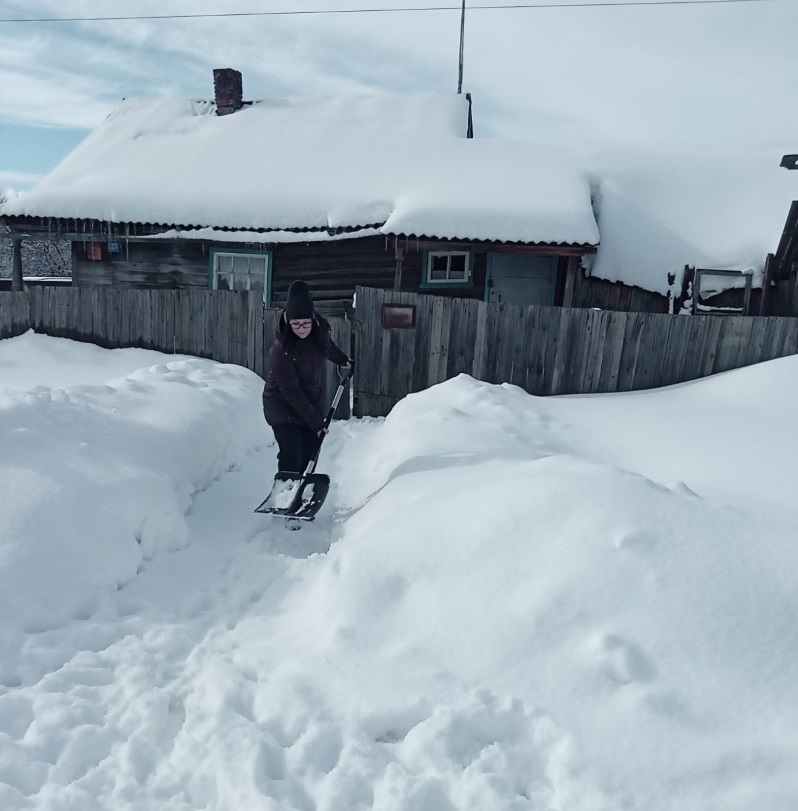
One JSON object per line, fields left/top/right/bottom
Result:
{"left": 11, "top": 235, "right": 24, "bottom": 292}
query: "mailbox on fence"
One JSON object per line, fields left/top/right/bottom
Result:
{"left": 381, "top": 303, "right": 416, "bottom": 330}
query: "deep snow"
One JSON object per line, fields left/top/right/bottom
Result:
{"left": 1, "top": 331, "right": 797, "bottom": 811}
{"left": 0, "top": 95, "right": 599, "bottom": 247}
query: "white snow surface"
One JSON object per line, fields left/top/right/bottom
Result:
{"left": 584, "top": 146, "right": 798, "bottom": 293}
{"left": 0, "top": 94, "right": 599, "bottom": 247}
{"left": 1, "top": 330, "right": 797, "bottom": 810}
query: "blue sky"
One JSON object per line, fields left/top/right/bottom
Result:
{"left": 1, "top": 0, "right": 797, "bottom": 193}
{"left": 0, "top": 123, "right": 88, "bottom": 187}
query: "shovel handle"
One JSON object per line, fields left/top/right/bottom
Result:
{"left": 302, "top": 365, "right": 352, "bottom": 476}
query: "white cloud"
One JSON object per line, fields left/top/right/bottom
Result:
{"left": 0, "top": 170, "right": 42, "bottom": 189}
{"left": 2, "top": 0, "right": 796, "bottom": 149}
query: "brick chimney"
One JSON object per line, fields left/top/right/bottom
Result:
{"left": 213, "top": 68, "right": 243, "bottom": 116}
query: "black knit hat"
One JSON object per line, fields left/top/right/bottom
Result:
{"left": 285, "top": 280, "right": 315, "bottom": 320}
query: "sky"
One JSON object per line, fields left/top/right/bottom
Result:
{"left": 1, "top": 0, "right": 798, "bottom": 191}
{"left": 1, "top": 329, "right": 798, "bottom": 810}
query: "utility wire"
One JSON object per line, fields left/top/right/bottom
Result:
{"left": 0, "top": 0, "right": 783, "bottom": 24}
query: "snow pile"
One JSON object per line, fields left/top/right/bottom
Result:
{"left": 1, "top": 332, "right": 798, "bottom": 811}
{"left": 298, "top": 374, "right": 798, "bottom": 809}
{"left": 0, "top": 332, "right": 264, "bottom": 636}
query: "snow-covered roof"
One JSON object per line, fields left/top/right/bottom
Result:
{"left": 1, "top": 93, "right": 599, "bottom": 247}
{"left": 584, "top": 147, "right": 798, "bottom": 295}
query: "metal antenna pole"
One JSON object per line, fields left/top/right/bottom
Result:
{"left": 457, "top": 0, "right": 465, "bottom": 94}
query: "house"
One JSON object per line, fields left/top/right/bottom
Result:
{"left": 1, "top": 68, "right": 609, "bottom": 313}
{"left": 4, "top": 69, "right": 794, "bottom": 319}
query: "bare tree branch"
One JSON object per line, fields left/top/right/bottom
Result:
{"left": 1, "top": 189, "right": 71, "bottom": 282}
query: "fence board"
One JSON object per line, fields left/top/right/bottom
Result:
{"left": 747, "top": 317, "right": 774, "bottom": 367}
{"left": 493, "top": 302, "right": 512, "bottom": 385}
{"left": 547, "top": 306, "right": 570, "bottom": 394}
{"left": 541, "top": 306, "right": 563, "bottom": 394}
{"left": 354, "top": 287, "right": 380, "bottom": 413}
{"left": 0, "top": 292, "right": 30, "bottom": 339}
{"left": 326, "top": 316, "right": 352, "bottom": 419}
{"left": 378, "top": 297, "right": 395, "bottom": 397}
{"left": 783, "top": 318, "right": 798, "bottom": 356}
{"left": 713, "top": 317, "right": 745, "bottom": 374}
{"left": 614, "top": 312, "right": 644, "bottom": 391}
{"left": 247, "top": 295, "right": 260, "bottom": 377}
{"left": 471, "top": 300, "right": 489, "bottom": 381}
{"left": 507, "top": 304, "right": 530, "bottom": 388}
{"left": 597, "top": 311, "right": 628, "bottom": 392}
{"left": 484, "top": 302, "right": 506, "bottom": 387}
{"left": 731, "top": 318, "right": 756, "bottom": 371}
{"left": 658, "top": 315, "right": 688, "bottom": 387}
{"left": 392, "top": 292, "right": 417, "bottom": 399}
{"left": 447, "top": 297, "right": 476, "bottom": 379}
{"left": 427, "top": 296, "right": 447, "bottom": 387}
{"left": 522, "top": 305, "right": 548, "bottom": 395}
{"left": 632, "top": 314, "right": 672, "bottom": 391}
{"left": 84, "top": 287, "right": 97, "bottom": 342}
{"left": 670, "top": 314, "right": 703, "bottom": 384}
{"left": 492, "top": 302, "right": 516, "bottom": 384}
{"left": 580, "top": 309, "right": 610, "bottom": 393}
{"left": 412, "top": 291, "right": 435, "bottom": 393}
{"left": 696, "top": 315, "right": 724, "bottom": 377}
{"left": 552, "top": 308, "right": 586, "bottom": 395}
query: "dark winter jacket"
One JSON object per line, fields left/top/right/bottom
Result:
{"left": 262, "top": 312, "right": 350, "bottom": 432}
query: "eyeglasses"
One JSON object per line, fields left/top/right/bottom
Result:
{"left": 289, "top": 320, "right": 313, "bottom": 330}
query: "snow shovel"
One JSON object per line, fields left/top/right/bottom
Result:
{"left": 254, "top": 366, "right": 351, "bottom": 520}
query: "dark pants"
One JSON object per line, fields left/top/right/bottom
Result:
{"left": 271, "top": 423, "right": 319, "bottom": 473}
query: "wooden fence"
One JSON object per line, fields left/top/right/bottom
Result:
{"left": 0, "top": 288, "right": 352, "bottom": 418}
{"left": 3, "top": 286, "right": 798, "bottom": 420}
{"left": 353, "top": 286, "right": 798, "bottom": 416}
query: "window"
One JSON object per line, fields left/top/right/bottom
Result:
{"left": 210, "top": 250, "right": 271, "bottom": 298}
{"left": 422, "top": 251, "right": 472, "bottom": 288}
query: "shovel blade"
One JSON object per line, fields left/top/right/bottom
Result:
{"left": 253, "top": 472, "right": 304, "bottom": 514}
{"left": 289, "top": 474, "right": 330, "bottom": 519}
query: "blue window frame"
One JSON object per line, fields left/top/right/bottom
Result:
{"left": 420, "top": 251, "right": 474, "bottom": 290}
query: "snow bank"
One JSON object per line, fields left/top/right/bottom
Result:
{"left": 0, "top": 333, "right": 264, "bottom": 636}
{"left": 300, "top": 373, "right": 798, "bottom": 809}
{"left": 2, "top": 334, "right": 798, "bottom": 811}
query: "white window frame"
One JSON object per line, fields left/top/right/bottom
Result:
{"left": 211, "top": 250, "right": 271, "bottom": 299}
{"left": 424, "top": 251, "right": 472, "bottom": 286}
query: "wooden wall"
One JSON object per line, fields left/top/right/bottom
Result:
{"left": 73, "top": 240, "right": 213, "bottom": 288}
{"left": 65, "top": 231, "right": 578, "bottom": 313}
{"left": 271, "top": 237, "right": 395, "bottom": 313}
{"left": 772, "top": 268, "right": 798, "bottom": 317}
{"left": 69, "top": 235, "right": 495, "bottom": 312}
{"left": 572, "top": 269, "right": 670, "bottom": 313}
